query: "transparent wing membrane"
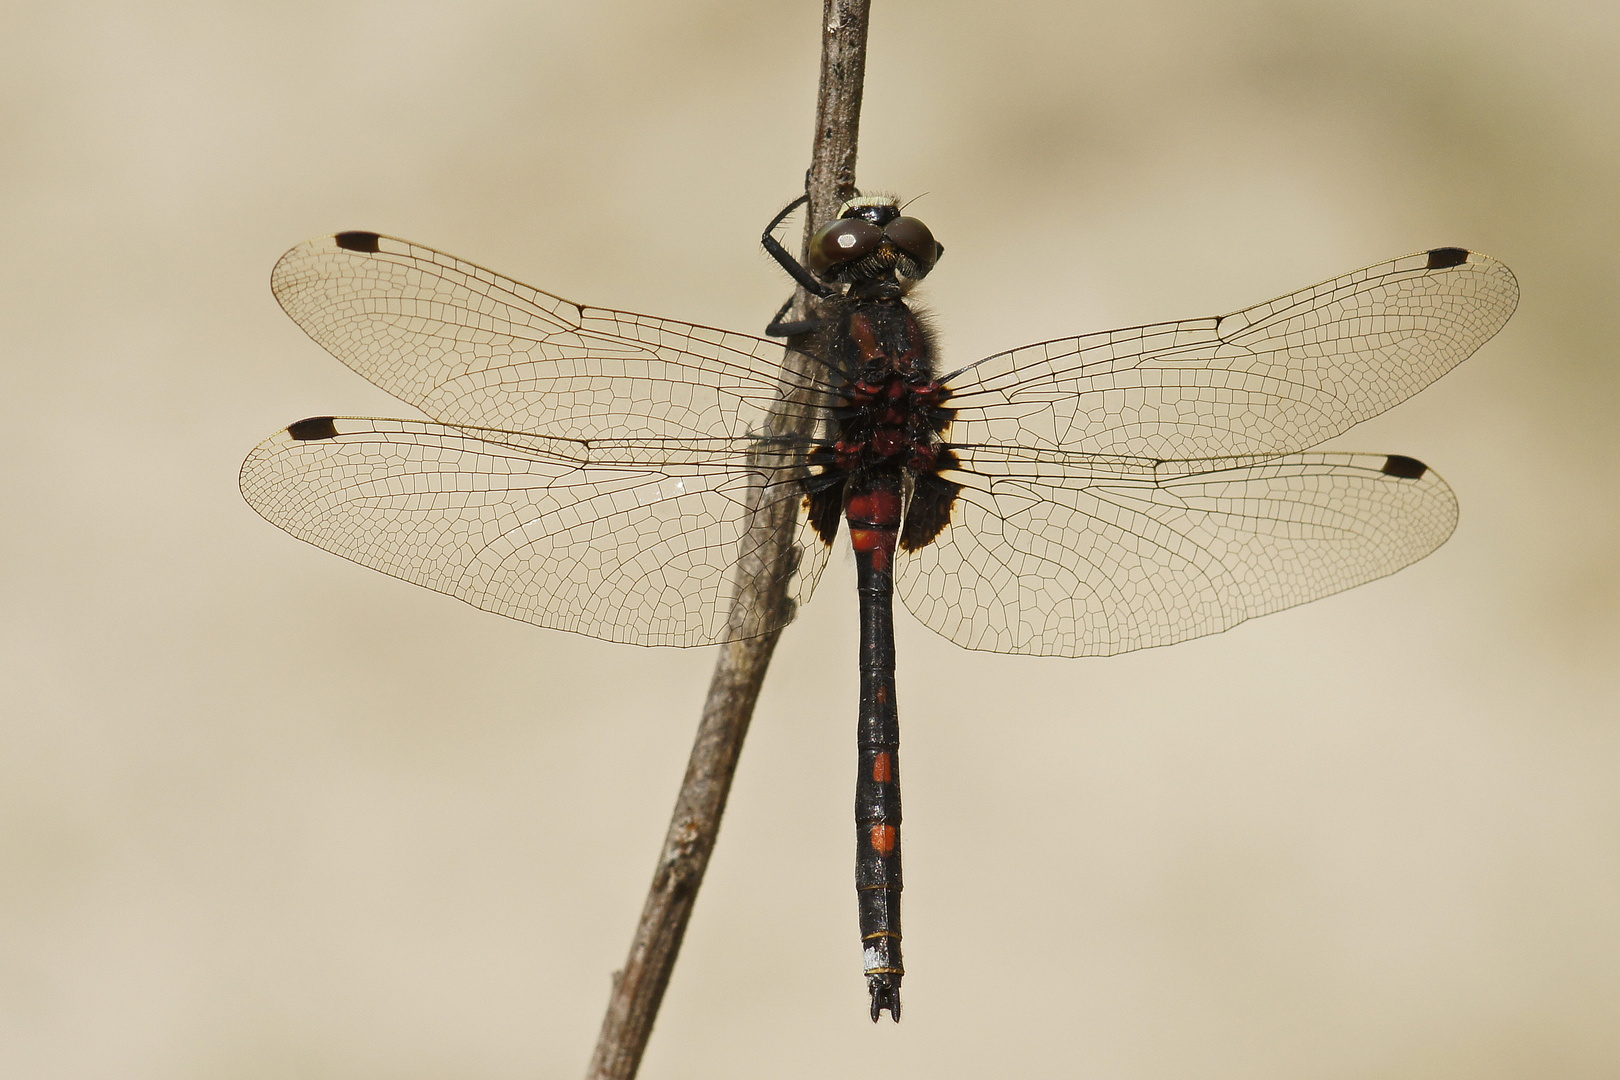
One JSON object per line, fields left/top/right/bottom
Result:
{"left": 272, "top": 232, "right": 837, "bottom": 440}
{"left": 896, "top": 451, "right": 1458, "bottom": 656}
{"left": 941, "top": 249, "right": 1518, "bottom": 460}
{"left": 247, "top": 236, "right": 1513, "bottom": 653}
{"left": 240, "top": 417, "right": 828, "bottom": 646}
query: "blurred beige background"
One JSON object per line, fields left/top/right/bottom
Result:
{"left": 3, "top": 1, "right": 1616, "bottom": 1077}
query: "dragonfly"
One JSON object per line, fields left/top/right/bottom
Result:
{"left": 241, "top": 194, "right": 1517, "bottom": 1022}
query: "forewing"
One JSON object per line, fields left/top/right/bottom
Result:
{"left": 942, "top": 249, "right": 1517, "bottom": 459}
{"left": 240, "top": 417, "right": 830, "bottom": 647}
{"left": 895, "top": 451, "right": 1457, "bottom": 656}
{"left": 271, "top": 231, "right": 836, "bottom": 439}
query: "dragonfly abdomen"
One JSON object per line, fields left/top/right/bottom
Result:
{"left": 848, "top": 469, "right": 905, "bottom": 1022}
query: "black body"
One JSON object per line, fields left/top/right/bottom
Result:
{"left": 763, "top": 195, "right": 952, "bottom": 1021}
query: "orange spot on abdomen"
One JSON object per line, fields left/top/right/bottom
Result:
{"left": 872, "top": 752, "right": 893, "bottom": 783}
{"left": 869, "top": 824, "right": 897, "bottom": 855}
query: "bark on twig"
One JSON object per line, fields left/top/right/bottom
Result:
{"left": 584, "top": 4, "right": 870, "bottom": 1077}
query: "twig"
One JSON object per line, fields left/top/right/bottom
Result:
{"left": 583, "top": 4, "right": 871, "bottom": 1077}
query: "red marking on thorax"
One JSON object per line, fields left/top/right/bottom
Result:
{"left": 872, "top": 752, "right": 893, "bottom": 783}
{"left": 849, "top": 313, "right": 884, "bottom": 362}
{"left": 869, "top": 824, "right": 897, "bottom": 856}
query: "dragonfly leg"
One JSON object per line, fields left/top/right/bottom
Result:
{"left": 762, "top": 194, "right": 837, "bottom": 299}
{"left": 765, "top": 295, "right": 826, "bottom": 338}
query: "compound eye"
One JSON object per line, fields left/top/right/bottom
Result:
{"left": 884, "top": 216, "right": 940, "bottom": 275}
{"left": 808, "top": 218, "right": 883, "bottom": 274}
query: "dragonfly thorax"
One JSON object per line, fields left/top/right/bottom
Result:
{"left": 800, "top": 292, "right": 961, "bottom": 554}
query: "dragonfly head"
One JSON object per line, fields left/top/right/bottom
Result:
{"left": 808, "top": 196, "right": 943, "bottom": 292}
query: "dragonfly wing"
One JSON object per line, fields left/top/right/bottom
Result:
{"left": 271, "top": 231, "right": 836, "bottom": 440}
{"left": 240, "top": 417, "right": 831, "bottom": 647}
{"left": 894, "top": 451, "right": 1457, "bottom": 656}
{"left": 941, "top": 248, "right": 1517, "bottom": 460}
